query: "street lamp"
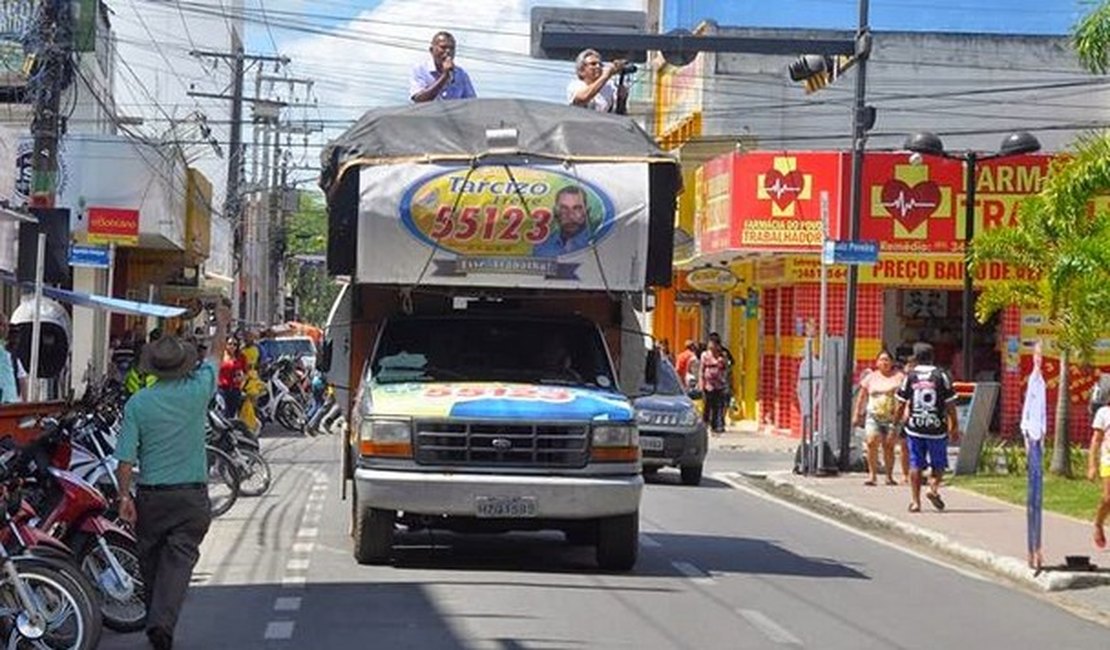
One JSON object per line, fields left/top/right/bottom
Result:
{"left": 903, "top": 131, "right": 1041, "bottom": 381}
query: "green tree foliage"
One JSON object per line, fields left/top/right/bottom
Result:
{"left": 972, "top": 135, "right": 1110, "bottom": 475}
{"left": 1075, "top": 0, "right": 1110, "bottom": 74}
{"left": 284, "top": 191, "right": 340, "bottom": 327}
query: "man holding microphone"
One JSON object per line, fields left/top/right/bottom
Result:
{"left": 567, "top": 48, "right": 630, "bottom": 115}
{"left": 411, "top": 31, "right": 477, "bottom": 102}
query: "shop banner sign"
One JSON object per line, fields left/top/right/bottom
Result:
{"left": 686, "top": 266, "right": 739, "bottom": 293}
{"left": 728, "top": 151, "right": 845, "bottom": 253}
{"left": 87, "top": 207, "right": 139, "bottom": 246}
{"left": 859, "top": 153, "right": 1054, "bottom": 254}
{"left": 357, "top": 163, "right": 649, "bottom": 291}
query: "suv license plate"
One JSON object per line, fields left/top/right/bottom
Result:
{"left": 640, "top": 436, "right": 664, "bottom": 452}
{"left": 476, "top": 496, "right": 537, "bottom": 518}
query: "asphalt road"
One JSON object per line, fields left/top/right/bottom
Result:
{"left": 101, "top": 433, "right": 1108, "bottom": 649}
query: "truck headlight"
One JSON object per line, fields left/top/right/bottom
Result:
{"left": 358, "top": 418, "right": 412, "bottom": 457}
{"left": 592, "top": 424, "right": 639, "bottom": 447}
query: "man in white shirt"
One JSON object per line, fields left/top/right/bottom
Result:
{"left": 566, "top": 48, "right": 628, "bottom": 114}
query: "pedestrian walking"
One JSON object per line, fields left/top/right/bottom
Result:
{"left": 1088, "top": 379, "right": 1110, "bottom": 550}
{"left": 114, "top": 302, "right": 231, "bottom": 650}
{"left": 852, "top": 349, "right": 905, "bottom": 486}
{"left": 699, "top": 336, "right": 729, "bottom": 434}
{"left": 896, "top": 342, "right": 959, "bottom": 513}
{"left": 218, "top": 337, "right": 246, "bottom": 420}
{"left": 675, "top": 340, "right": 698, "bottom": 394}
{"left": 0, "top": 313, "right": 20, "bottom": 403}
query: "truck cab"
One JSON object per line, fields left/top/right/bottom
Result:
{"left": 351, "top": 310, "right": 642, "bottom": 569}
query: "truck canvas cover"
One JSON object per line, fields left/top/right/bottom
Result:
{"left": 320, "top": 99, "right": 680, "bottom": 290}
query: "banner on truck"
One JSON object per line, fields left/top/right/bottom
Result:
{"left": 358, "top": 163, "right": 650, "bottom": 291}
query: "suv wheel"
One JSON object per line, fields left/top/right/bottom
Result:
{"left": 680, "top": 463, "right": 703, "bottom": 486}
{"left": 353, "top": 506, "right": 395, "bottom": 565}
{"left": 595, "top": 512, "right": 638, "bottom": 571}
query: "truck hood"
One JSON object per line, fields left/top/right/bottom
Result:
{"left": 367, "top": 382, "right": 633, "bottom": 422}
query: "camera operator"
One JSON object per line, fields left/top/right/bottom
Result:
{"left": 567, "top": 48, "right": 630, "bottom": 115}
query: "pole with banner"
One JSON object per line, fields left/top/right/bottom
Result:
{"left": 1021, "top": 341, "right": 1047, "bottom": 571}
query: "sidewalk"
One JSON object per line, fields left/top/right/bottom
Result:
{"left": 709, "top": 420, "right": 800, "bottom": 454}
{"left": 745, "top": 467, "right": 1110, "bottom": 593}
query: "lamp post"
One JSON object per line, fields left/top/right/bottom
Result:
{"left": 903, "top": 131, "right": 1041, "bottom": 381}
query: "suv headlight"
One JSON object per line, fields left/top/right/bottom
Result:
{"left": 358, "top": 418, "right": 412, "bottom": 457}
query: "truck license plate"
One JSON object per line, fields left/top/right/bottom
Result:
{"left": 476, "top": 496, "right": 537, "bottom": 518}
{"left": 640, "top": 436, "right": 664, "bottom": 452}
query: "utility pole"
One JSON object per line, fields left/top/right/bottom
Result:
{"left": 188, "top": 45, "right": 289, "bottom": 322}
{"left": 837, "top": 0, "right": 872, "bottom": 471}
{"left": 29, "top": 0, "right": 75, "bottom": 209}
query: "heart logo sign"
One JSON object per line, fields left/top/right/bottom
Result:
{"left": 880, "top": 179, "right": 940, "bottom": 232}
{"left": 762, "top": 170, "right": 804, "bottom": 210}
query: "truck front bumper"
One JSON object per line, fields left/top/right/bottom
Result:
{"left": 354, "top": 468, "right": 642, "bottom": 519}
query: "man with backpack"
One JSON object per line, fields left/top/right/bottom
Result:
{"left": 897, "top": 342, "right": 959, "bottom": 513}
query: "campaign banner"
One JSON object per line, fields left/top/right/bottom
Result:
{"left": 357, "top": 163, "right": 649, "bottom": 291}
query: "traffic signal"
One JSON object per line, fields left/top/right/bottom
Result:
{"left": 788, "top": 54, "right": 854, "bottom": 94}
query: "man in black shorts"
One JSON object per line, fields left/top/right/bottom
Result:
{"left": 897, "top": 342, "right": 959, "bottom": 512}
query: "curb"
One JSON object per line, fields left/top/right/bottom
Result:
{"left": 743, "top": 471, "right": 1110, "bottom": 593}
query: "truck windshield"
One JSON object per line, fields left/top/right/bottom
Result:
{"left": 372, "top": 318, "right": 617, "bottom": 389}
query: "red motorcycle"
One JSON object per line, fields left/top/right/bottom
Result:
{"left": 5, "top": 418, "right": 146, "bottom": 633}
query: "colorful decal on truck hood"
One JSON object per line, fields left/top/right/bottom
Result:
{"left": 368, "top": 382, "right": 633, "bottom": 422}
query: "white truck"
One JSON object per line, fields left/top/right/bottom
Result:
{"left": 318, "top": 99, "right": 680, "bottom": 571}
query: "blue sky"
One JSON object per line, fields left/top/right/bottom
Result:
{"left": 662, "top": 0, "right": 1085, "bottom": 35}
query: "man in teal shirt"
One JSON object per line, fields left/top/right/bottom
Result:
{"left": 116, "top": 304, "right": 229, "bottom": 650}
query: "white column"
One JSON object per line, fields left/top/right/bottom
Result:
{"left": 69, "top": 266, "right": 99, "bottom": 396}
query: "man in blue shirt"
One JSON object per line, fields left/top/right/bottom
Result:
{"left": 534, "top": 185, "right": 595, "bottom": 258}
{"left": 116, "top": 303, "right": 230, "bottom": 650}
{"left": 410, "top": 31, "right": 477, "bottom": 102}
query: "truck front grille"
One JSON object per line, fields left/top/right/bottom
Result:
{"left": 413, "top": 420, "right": 590, "bottom": 468}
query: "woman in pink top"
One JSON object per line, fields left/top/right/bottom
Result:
{"left": 852, "top": 349, "right": 905, "bottom": 486}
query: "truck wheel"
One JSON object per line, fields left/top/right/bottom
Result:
{"left": 680, "top": 464, "right": 703, "bottom": 486}
{"left": 642, "top": 466, "right": 660, "bottom": 477}
{"left": 353, "top": 506, "right": 395, "bottom": 565}
{"left": 595, "top": 512, "right": 638, "bottom": 571}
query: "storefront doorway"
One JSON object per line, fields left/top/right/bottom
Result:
{"left": 881, "top": 288, "right": 1001, "bottom": 381}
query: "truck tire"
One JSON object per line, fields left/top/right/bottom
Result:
{"left": 595, "top": 512, "right": 638, "bottom": 571}
{"left": 680, "top": 463, "right": 703, "bottom": 486}
{"left": 353, "top": 506, "right": 395, "bottom": 565}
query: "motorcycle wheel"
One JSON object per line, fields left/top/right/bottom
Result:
{"left": 275, "top": 400, "right": 306, "bottom": 434}
{"left": 236, "top": 449, "right": 273, "bottom": 497}
{"left": 1, "top": 560, "right": 101, "bottom": 650}
{"left": 79, "top": 533, "right": 146, "bottom": 633}
{"left": 206, "top": 446, "right": 241, "bottom": 518}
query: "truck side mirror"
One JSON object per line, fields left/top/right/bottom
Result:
{"left": 318, "top": 340, "right": 333, "bottom": 373}
{"left": 644, "top": 347, "right": 658, "bottom": 386}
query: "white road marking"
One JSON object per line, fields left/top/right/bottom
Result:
{"left": 281, "top": 576, "right": 307, "bottom": 588}
{"left": 738, "top": 609, "right": 803, "bottom": 646}
{"left": 273, "top": 597, "right": 302, "bottom": 612}
{"left": 304, "top": 502, "right": 323, "bottom": 512}
{"left": 712, "top": 473, "right": 989, "bottom": 583}
{"left": 639, "top": 534, "right": 662, "bottom": 548}
{"left": 264, "top": 621, "right": 295, "bottom": 640}
{"left": 296, "top": 528, "right": 318, "bottom": 538}
{"left": 291, "top": 542, "right": 315, "bottom": 554}
{"left": 286, "top": 559, "right": 311, "bottom": 571}
{"left": 310, "top": 484, "right": 327, "bottom": 491}
{"left": 671, "top": 561, "right": 714, "bottom": 585}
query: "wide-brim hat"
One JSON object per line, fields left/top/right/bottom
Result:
{"left": 139, "top": 336, "right": 198, "bottom": 380}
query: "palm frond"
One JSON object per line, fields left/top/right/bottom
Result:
{"left": 1074, "top": 0, "right": 1110, "bottom": 74}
